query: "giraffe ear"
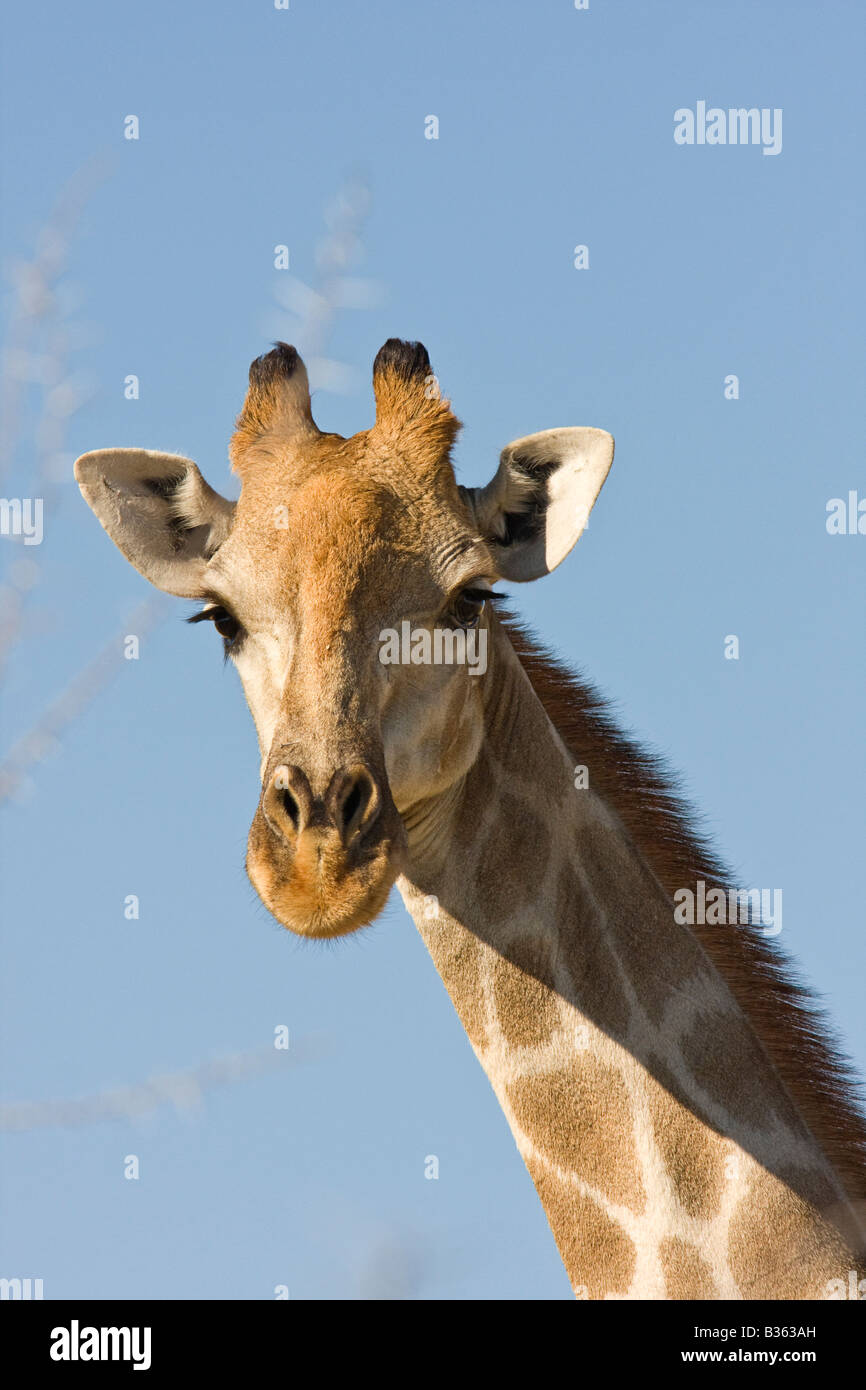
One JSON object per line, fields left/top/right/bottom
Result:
{"left": 74, "top": 448, "right": 236, "bottom": 597}
{"left": 464, "top": 427, "right": 614, "bottom": 581}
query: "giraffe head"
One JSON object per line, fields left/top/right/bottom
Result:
{"left": 75, "top": 340, "right": 613, "bottom": 937}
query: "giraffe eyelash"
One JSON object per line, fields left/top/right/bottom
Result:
{"left": 186, "top": 604, "right": 245, "bottom": 657}
{"left": 461, "top": 587, "right": 505, "bottom": 605}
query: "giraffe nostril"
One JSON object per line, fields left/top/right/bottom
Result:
{"left": 281, "top": 788, "right": 300, "bottom": 830}
{"left": 263, "top": 763, "right": 312, "bottom": 842}
{"left": 332, "top": 767, "right": 379, "bottom": 844}
{"left": 339, "top": 778, "right": 369, "bottom": 828}
{"left": 340, "top": 779, "right": 366, "bottom": 830}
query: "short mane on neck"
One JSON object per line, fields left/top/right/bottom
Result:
{"left": 502, "top": 612, "right": 866, "bottom": 1211}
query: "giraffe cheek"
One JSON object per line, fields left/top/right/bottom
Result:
{"left": 385, "top": 675, "right": 485, "bottom": 812}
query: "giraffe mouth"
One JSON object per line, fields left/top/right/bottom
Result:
{"left": 245, "top": 785, "right": 407, "bottom": 938}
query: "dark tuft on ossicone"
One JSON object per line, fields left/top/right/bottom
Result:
{"left": 249, "top": 341, "right": 299, "bottom": 388}
{"left": 373, "top": 338, "right": 431, "bottom": 382}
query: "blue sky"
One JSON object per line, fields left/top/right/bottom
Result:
{"left": 1, "top": 0, "right": 863, "bottom": 1299}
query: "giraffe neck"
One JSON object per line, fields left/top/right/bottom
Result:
{"left": 397, "top": 621, "right": 862, "bottom": 1298}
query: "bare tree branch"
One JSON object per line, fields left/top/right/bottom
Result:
{"left": 0, "top": 1037, "right": 330, "bottom": 1133}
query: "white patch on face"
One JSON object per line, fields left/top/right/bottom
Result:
{"left": 233, "top": 628, "right": 293, "bottom": 773}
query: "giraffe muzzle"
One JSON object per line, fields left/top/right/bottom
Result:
{"left": 246, "top": 757, "right": 406, "bottom": 938}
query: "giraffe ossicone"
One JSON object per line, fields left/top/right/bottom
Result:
{"left": 75, "top": 338, "right": 866, "bottom": 1298}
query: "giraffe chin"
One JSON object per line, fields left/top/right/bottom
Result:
{"left": 245, "top": 815, "right": 404, "bottom": 939}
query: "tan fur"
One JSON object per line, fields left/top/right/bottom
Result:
{"left": 504, "top": 619, "right": 866, "bottom": 1214}
{"left": 403, "top": 621, "right": 865, "bottom": 1296}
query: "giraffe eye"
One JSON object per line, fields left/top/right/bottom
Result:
{"left": 451, "top": 589, "right": 488, "bottom": 629}
{"left": 210, "top": 607, "right": 240, "bottom": 641}
{"left": 189, "top": 604, "right": 242, "bottom": 647}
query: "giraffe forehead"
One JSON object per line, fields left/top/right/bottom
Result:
{"left": 221, "top": 468, "right": 477, "bottom": 620}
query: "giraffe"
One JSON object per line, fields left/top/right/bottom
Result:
{"left": 75, "top": 339, "right": 866, "bottom": 1299}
